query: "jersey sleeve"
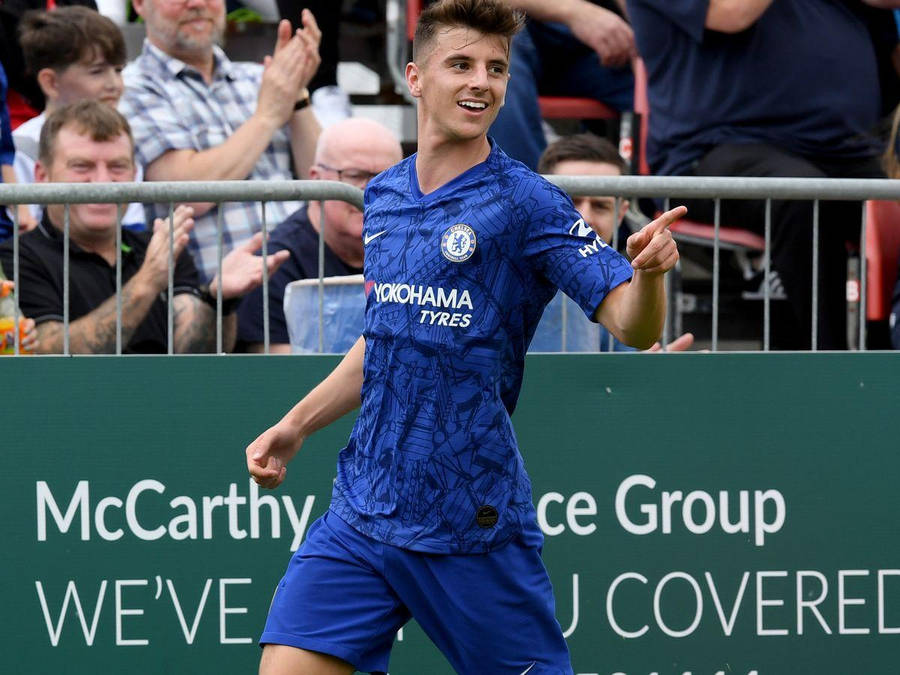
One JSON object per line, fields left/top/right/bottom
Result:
{"left": 519, "top": 177, "right": 633, "bottom": 321}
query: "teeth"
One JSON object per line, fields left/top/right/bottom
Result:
{"left": 459, "top": 101, "right": 487, "bottom": 109}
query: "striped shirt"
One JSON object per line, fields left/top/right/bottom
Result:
{"left": 121, "top": 40, "right": 300, "bottom": 281}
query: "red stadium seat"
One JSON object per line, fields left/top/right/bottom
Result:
{"left": 538, "top": 96, "right": 618, "bottom": 121}
{"left": 865, "top": 200, "right": 900, "bottom": 322}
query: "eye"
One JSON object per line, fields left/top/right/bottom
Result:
{"left": 451, "top": 62, "right": 468, "bottom": 71}
{"left": 489, "top": 65, "right": 507, "bottom": 75}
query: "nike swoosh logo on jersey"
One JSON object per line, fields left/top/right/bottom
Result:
{"left": 364, "top": 230, "right": 387, "bottom": 245}
{"left": 520, "top": 662, "right": 536, "bottom": 674}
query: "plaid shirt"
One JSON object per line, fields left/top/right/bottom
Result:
{"left": 120, "top": 41, "right": 301, "bottom": 281}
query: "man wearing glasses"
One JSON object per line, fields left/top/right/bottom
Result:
{"left": 236, "top": 117, "right": 403, "bottom": 352}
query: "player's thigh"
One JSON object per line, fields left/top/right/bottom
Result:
{"left": 260, "top": 644, "right": 354, "bottom": 675}
{"left": 388, "top": 537, "right": 572, "bottom": 674}
{"left": 262, "top": 512, "right": 410, "bottom": 673}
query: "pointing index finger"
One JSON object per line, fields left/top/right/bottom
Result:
{"left": 650, "top": 205, "right": 687, "bottom": 236}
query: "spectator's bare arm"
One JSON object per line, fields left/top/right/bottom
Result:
{"left": 283, "top": 9, "right": 323, "bottom": 179}
{"left": 173, "top": 231, "right": 289, "bottom": 353}
{"left": 503, "top": 0, "right": 636, "bottom": 67}
{"left": 859, "top": 0, "right": 900, "bottom": 7}
{"left": 705, "top": 0, "right": 775, "bottom": 33}
{"left": 144, "top": 13, "right": 322, "bottom": 207}
{"left": 172, "top": 294, "right": 234, "bottom": 353}
{"left": 34, "top": 208, "right": 193, "bottom": 354}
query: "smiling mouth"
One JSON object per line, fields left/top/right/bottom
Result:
{"left": 458, "top": 101, "right": 488, "bottom": 112}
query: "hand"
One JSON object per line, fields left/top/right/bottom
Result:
{"left": 568, "top": 3, "right": 636, "bottom": 68}
{"left": 626, "top": 205, "right": 684, "bottom": 276}
{"left": 257, "top": 10, "right": 322, "bottom": 128}
{"left": 246, "top": 420, "right": 304, "bottom": 489}
{"left": 16, "top": 205, "right": 37, "bottom": 232}
{"left": 20, "top": 317, "right": 38, "bottom": 352}
{"left": 646, "top": 332, "right": 694, "bottom": 352}
{"left": 208, "top": 231, "right": 290, "bottom": 300}
{"left": 139, "top": 205, "right": 195, "bottom": 293}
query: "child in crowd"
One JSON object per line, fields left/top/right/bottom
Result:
{"left": 13, "top": 5, "right": 147, "bottom": 230}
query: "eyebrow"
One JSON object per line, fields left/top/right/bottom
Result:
{"left": 443, "top": 53, "right": 509, "bottom": 68}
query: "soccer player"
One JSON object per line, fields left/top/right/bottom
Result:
{"left": 246, "top": 1, "right": 684, "bottom": 672}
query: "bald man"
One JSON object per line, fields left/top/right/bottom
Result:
{"left": 237, "top": 117, "right": 403, "bottom": 352}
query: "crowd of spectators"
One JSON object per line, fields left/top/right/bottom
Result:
{"left": 1, "top": 0, "right": 899, "bottom": 353}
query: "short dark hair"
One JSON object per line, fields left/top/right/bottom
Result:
{"left": 538, "top": 133, "right": 629, "bottom": 176}
{"left": 39, "top": 100, "right": 134, "bottom": 165}
{"left": 412, "top": 0, "right": 524, "bottom": 62}
{"left": 19, "top": 6, "right": 126, "bottom": 75}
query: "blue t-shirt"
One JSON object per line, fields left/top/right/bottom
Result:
{"left": 627, "top": 0, "right": 882, "bottom": 176}
{"left": 329, "top": 143, "right": 633, "bottom": 554}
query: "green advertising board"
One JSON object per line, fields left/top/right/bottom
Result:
{"left": 2, "top": 354, "right": 899, "bottom": 674}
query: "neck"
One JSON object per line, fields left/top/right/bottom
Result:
{"left": 308, "top": 203, "right": 364, "bottom": 269}
{"left": 49, "top": 214, "right": 118, "bottom": 265}
{"left": 414, "top": 128, "right": 491, "bottom": 195}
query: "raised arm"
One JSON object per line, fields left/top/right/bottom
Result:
{"left": 143, "top": 13, "right": 321, "bottom": 211}
{"left": 34, "top": 208, "right": 194, "bottom": 354}
{"left": 173, "top": 231, "right": 289, "bottom": 353}
{"left": 502, "top": 0, "right": 635, "bottom": 67}
{"left": 247, "top": 335, "right": 366, "bottom": 489}
{"left": 594, "top": 206, "right": 683, "bottom": 349}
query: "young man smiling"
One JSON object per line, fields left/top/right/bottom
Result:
{"left": 246, "top": 1, "right": 685, "bottom": 673}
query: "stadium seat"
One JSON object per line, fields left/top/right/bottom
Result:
{"left": 865, "top": 200, "right": 900, "bottom": 322}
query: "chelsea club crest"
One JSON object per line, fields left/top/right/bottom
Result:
{"left": 441, "top": 223, "right": 477, "bottom": 262}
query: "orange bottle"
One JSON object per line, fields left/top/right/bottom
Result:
{"left": 0, "top": 275, "right": 31, "bottom": 355}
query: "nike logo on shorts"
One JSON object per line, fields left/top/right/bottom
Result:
{"left": 364, "top": 230, "right": 387, "bottom": 245}
{"left": 520, "top": 662, "right": 536, "bottom": 674}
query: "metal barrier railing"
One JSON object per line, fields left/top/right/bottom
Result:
{"left": 0, "top": 180, "right": 361, "bottom": 356}
{"left": 1, "top": 176, "right": 898, "bottom": 354}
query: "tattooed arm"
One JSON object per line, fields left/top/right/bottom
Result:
{"left": 33, "top": 274, "right": 162, "bottom": 354}
{"left": 172, "top": 293, "right": 237, "bottom": 353}
{"left": 34, "top": 206, "right": 197, "bottom": 354}
{"left": 172, "top": 230, "right": 288, "bottom": 353}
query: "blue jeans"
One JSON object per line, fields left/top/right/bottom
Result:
{"left": 489, "top": 20, "right": 634, "bottom": 169}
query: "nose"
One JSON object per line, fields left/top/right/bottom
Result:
{"left": 467, "top": 64, "right": 489, "bottom": 91}
{"left": 107, "top": 69, "right": 123, "bottom": 92}
{"left": 91, "top": 164, "right": 113, "bottom": 183}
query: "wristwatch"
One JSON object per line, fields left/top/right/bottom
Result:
{"left": 294, "top": 89, "right": 311, "bottom": 111}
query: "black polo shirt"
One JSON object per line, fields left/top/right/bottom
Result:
{"left": 0, "top": 214, "right": 202, "bottom": 353}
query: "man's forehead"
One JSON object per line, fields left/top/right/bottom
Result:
{"left": 432, "top": 26, "right": 510, "bottom": 60}
{"left": 55, "top": 126, "right": 133, "bottom": 158}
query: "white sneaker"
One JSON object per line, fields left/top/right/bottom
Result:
{"left": 312, "top": 85, "right": 352, "bottom": 128}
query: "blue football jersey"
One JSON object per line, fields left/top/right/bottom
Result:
{"left": 329, "top": 142, "right": 633, "bottom": 554}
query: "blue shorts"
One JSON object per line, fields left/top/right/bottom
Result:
{"left": 261, "top": 510, "right": 572, "bottom": 674}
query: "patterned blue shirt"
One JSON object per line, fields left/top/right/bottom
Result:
{"left": 120, "top": 41, "right": 300, "bottom": 281}
{"left": 330, "top": 143, "right": 634, "bottom": 554}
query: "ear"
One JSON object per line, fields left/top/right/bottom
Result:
{"left": 405, "top": 62, "right": 422, "bottom": 99}
{"left": 131, "top": 0, "right": 148, "bottom": 18}
{"left": 619, "top": 198, "right": 630, "bottom": 222}
{"left": 34, "top": 160, "right": 49, "bottom": 184}
{"left": 36, "top": 68, "right": 59, "bottom": 101}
